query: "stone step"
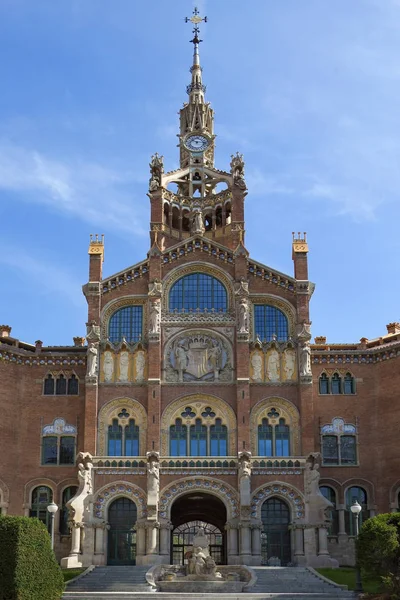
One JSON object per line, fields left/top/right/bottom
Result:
{"left": 63, "top": 595, "right": 356, "bottom": 600}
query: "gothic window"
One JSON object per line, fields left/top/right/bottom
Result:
{"left": 108, "top": 305, "right": 143, "bottom": 343}
{"left": 258, "top": 416, "right": 290, "bottom": 457}
{"left": 321, "top": 418, "right": 357, "bottom": 466}
{"left": 60, "top": 486, "right": 78, "bottom": 535}
{"left": 124, "top": 419, "right": 139, "bottom": 456}
{"left": 344, "top": 373, "right": 355, "bottom": 394}
{"left": 170, "top": 419, "right": 188, "bottom": 456}
{"left": 210, "top": 419, "right": 227, "bottom": 456}
{"left": 169, "top": 409, "right": 228, "bottom": 457}
{"left": 319, "top": 373, "right": 329, "bottom": 394}
{"left": 331, "top": 373, "right": 342, "bottom": 395}
{"left": 108, "top": 419, "right": 122, "bottom": 456}
{"left": 44, "top": 374, "right": 55, "bottom": 395}
{"left": 345, "top": 486, "right": 369, "bottom": 535}
{"left": 169, "top": 273, "right": 227, "bottom": 313}
{"left": 254, "top": 305, "right": 289, "bottom": 342}
{"left": 320, "top": 486, "right": 339, "bottom": 535}
{"left": 43, "top": 373, "right": 79, "bottom": 396}
{"left": 41, "top": 419, "right": 77, "bottom": 465}
{"left": 107, "top": 414, "right": 140, "bottom": 457}
{"left": 30, "top": 486, "right": 53, "bottom": 531}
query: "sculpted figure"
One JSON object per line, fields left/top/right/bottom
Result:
{"left": 191, "top": 208, "right": 205, "bottom": 235}
{"left": 189, "top": 546, "right": 207, "bottom": 576}
{"left": 300, "top": 342, "right": 312, "bottom": 376}
{"left": 149, "top": 152, "right": 163, "bottom": 192}
{"left": 135, "top": 350, "right": 145, "bottom": 382}
{"left": 87, "top": 343, "right": 98, "bottom": 377}
{"left": 283, "top": 348, "right": 296, "bottom": 380}
{"left": 103, "top": 351, "right": 114, "bottom": 382}
{"left": 175, "top": 344, "right": 187, "bottom": 372}
{"left": 251, "top": 352, "right": 263, "bottom": 381}
{"left": 148, "top": 279, "right": 162, "bottom": 297}
{"left": 149, "top": 301, "right": 160, "bottom": 334}
{"left": 208, "top": 343, "right": 222, "bottom": 378}
{"left": 238, "top": 297, "right": 249, "bottom": 333}
{"left": 147, "top": 453, "right": 160, "bottom": 499}
{"left": 119, "top": 351, "right": 129, "bottom": 382}
{"left": 267, "top": 348, "right": 280, "bottom": 381}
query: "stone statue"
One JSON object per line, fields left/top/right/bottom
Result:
{"left": 230, "top": 152, "right": 246, "bottom": 189}
{"left": 87, "top": 343, "right": 98, "bottom": 377}
{"left": 147, "top": 452, "right": 160, "bottom": 506}
{"left": 191, "top": 207, "right": 205, "bottom": 235}
{"left": 149, "top": 152, "right": 163, "bottom": 192}
{"left": 238, "top": 297, "right": 249, "bottom": 333}
{"left": 103, "top": 350, "right": 114, "bottom": 382}
{"left": 135, "top": 350, "right": 145, "bottom": 382}
{"left": 175, "top": 344, "right": 187, "bottom": 376}
{"left": 305, "top": 453, "right": 333, "bottom": 522}
{"left": 149, "top": 301, "right": 161, "bottom": 334}
{"left": 300, "top": 342, "right": 312, "bottom": 376}
{"left": 148, "top": 279, "right": 162, "bottom": 297}
{"left": 187, "top": 528, "right": 221, "bottom": 579}
{"left": 283, "top": 348, "right": 296, "bottom": 380}
{"left": 238, "top": 451, "right": 252, "bottom": 505}
{"left": 266, "top": 348, "right": 280, "bottom": 382}
{"left": 119, "top": 351, "right": 129, "bottom": 382}
{"left": 234, "top": 277, "right": 249, "bottom": 296}
{"left": 251, "top": 352, "right": 263, "bottom": 382}
{"left": 208, "top": 343, "right": 222, "bottom": 379}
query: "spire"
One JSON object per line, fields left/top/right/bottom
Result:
{"left": 185, "top": 7, "right": 207, "bottom": 103}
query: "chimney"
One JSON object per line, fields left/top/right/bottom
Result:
{"left": 292, "top": 232, "right": 309, "bottom": 280}
{"left": 35, "top": 340, "right": 43, "bottom": 353}
{"left": 73, "top": 336, "right": 86, "bottom": 347}
{"left": 0, "top": 325, "right": 12, "bottom": 338}
{"left": 314, "top": 336, "right": 327, "bottom": 345}
{"left": 359, "top": 337, "right": 368, "bottom": 349}
{"left": 386, "top": 322, "right": 400, "bottom": 335}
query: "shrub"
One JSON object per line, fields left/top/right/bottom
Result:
{"left": 0, "top": 515, "right": 64, "bottom": 600}
{"left": 356, "top": 513, "right": 400, "bottom": 599}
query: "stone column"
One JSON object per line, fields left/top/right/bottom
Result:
{"left": 251, "top": 521, "right": 262, "bottom": 565}
{"left": 144, "top": 521, "right": 160, "bottom": 564}
{"left": 226, "top": 521, "right": 239, "bottom": 564}
{"left": 337, "top": 505, "right": 346, "bottom": 535}
{"left": 93, "top": 522, "right": 109, "bottom": 566}
{"left": 294, "top": 526, "right": 304, "bottom": 558}
{"left": 318, "top": 526, "right": 329, "bottom": 556}
{"left": 71, "top": 522, "right": 82, "bottom": 555}
{"left": 239, "top": 522, "right": 252, "bottom": 564}
{"left": 136, "top": 521, "right": 147, "bottom": 565}
{"left": 159, "top": 521, "right": 172, "bottom": 562}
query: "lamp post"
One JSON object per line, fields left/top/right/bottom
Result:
{"left": 350, "top": 499, "right": 363, "bottom": 593}
{"left": 47, "top": 502, "right": 59, "bottom": 551}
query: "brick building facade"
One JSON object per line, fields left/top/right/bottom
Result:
{"left": 1, "top": 19, "right": 400, "bottom": 570}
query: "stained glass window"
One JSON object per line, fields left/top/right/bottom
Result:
{"left": 210, "top": 418, "right": 227, "bottom": 456}
{"left": 190, "top": 419, "right": 207, "bottom": 456}
{"left": 109, "top": 306, "right": 143, "bottom": 343}
{"left": 258, "top": 417, "right": 290, "bottom": 457}
{"left": 169, "top": 273, "right": 227, "bottom": 312}
{"left": 125, "top": 419, "right": 139, "bottom": 456}
{"left": 258, "top": 419, "right": 273, "bottom": 456}
{"left": 275, "top": 418, "right": 290, "bottom": 456}
{"left": 322, "top": 436, "right": 339, "bottom": 465}
{"left": 321, "top": 418, "right": 357, "bottom": 466}
{"left": 60, "top": 437, "right": 75, "bottom": 465}
{"left": 108, "top": 419, "right": 123, "bottom": 456}
{"left": 42, "top": 435, "right": 75, "bottom": 465}
{"left": 340, "top": 436, "right": 356, "bottom": 464}
{"left": 254, "top": 305, "right": 288, "bottom": 341}
{"left": 42, "top": 437, "right": 58, "bottom": 464}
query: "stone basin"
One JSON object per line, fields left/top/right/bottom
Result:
{"left": 157, "top": 579, "right": 246, "bottom": 593}
{"left": 146, "top": 564, "right": 256, "bottom": 593}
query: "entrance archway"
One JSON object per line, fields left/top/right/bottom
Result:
{"left": 107, "top": 497, "right": 137, "bottom": 565}
{"left": 261, "top": 497, "right": 291, "bottom": 565}
{"left": 170, "top": 492, "right": 227, "bottom": 565}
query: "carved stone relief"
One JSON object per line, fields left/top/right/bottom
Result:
{"left": 164, "top": 330, "right": 233, "bottom": 383}
{"left": 99, "top": 348, "right": 147, "bottom": 384}
{"left": 250, "top": 343, "right": 297, "bottom": 383}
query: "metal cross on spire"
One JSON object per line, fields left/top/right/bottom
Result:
{"left": 185, "top": 7, "right": 207, "bottom": 46}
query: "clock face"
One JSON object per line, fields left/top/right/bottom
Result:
{"left": 184, "top": 135, "right": 210, "bottom": 152}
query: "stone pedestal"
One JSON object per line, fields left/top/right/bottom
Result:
{"left": 226, "top": 521, "right": 240, "bottom": 565}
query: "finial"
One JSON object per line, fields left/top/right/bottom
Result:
{"left": 185, "top": 7, "right": 208, "bottom": 97}
{"left": 184, "top": 7, "right": 207, "bottom": 46}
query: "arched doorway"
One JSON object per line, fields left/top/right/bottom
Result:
{"left": 107, "top": 497, "right": 137, "bottom": 565}
{"left": 261, "top": 497, "right": 291, "bottom": 565}
{"left": 170, "top": 492, "right": 227, "bottom": 565}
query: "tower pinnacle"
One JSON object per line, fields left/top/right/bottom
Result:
{"left": 185, "top": 7, "right": 207, "bottom": 103}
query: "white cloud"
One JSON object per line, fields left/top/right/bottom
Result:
{"left": 0, "top": 141, "right": 148, "bottom": 235}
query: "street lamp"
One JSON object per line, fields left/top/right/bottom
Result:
{"left": 47, "top": 502, "right": 59, "bottom": 551}
{"left": 350, "top": 499, "right": 363, "bottom": 593}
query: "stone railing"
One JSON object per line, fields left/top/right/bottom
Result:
{"left": 160, "top": 457, "right": 237, "bottom": 469}
{"left": 92, "top": 457, "right": 147, "bottom": 468}
{"left": 251, "top": 457, "right": 306, "bottom": 469}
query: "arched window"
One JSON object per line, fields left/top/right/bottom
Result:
{"left": 258, "top": 414, "right": 290, "bottom": 457}
{"left": 170, "top": 418, "right": 187, "bottom": 457}
{"left": 331, "top": 373, "right": 341, "bottom": 394}
{"left": 60, "top": 486, "right": 78, "bottom": 535}
{"left": 321, "top": 418, "right": 357, "bottom": 466}
{"left": 210, "top": 419, "right": 228, "bottom": 456}
{"left": 108, "top": 419, "right": 122, "bottom": 456}
{"left": 319, "top": 373, "right": 329, "bottom": 394}
{"left": 44, "top": 374, "right": 54, "bottom": 395}
{"left": 345, "top": 486, "right": 369, "bottom": 535}
{"left": 108, "top": 306, "right": 143, "bottom": 343}
{"left": 56, "top": 374, "right": 67, "bottom": 395}
{"left": 30, "top": 486, "right": 53, "bottom": 531}
{"left": 190, "top": 419, "right": 207, "bottom": 456}
{"left": 169, "top": 273, "right": 227, "bottom": 313}
{"left": 107, "top": 413, "right": 140, "bottom": 457}
{"left": 344, "top": 373, "right": 355, "bottom": 394}
{"left": 67, "top": 375, "right": 79, "bottom": 395}
{"left": 320, "top": 486, "right": 339, "bottom": 535}
{"left": 41, "top": 418, "right": 76, "bottom": 465}
{"left": 254, "top": 305, "right": 289, "bottom": 341}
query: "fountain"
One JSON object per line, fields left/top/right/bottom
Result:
{"left": 146, "top": 527, "right": 256, "bottom": 593}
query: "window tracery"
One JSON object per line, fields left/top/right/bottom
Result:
{"left": 43, "top": 373, "right": 79, "bottom": 396}
{"left": 97, "top": 398, "right": 147, "bottom": 456}
{"left": 108, "top": 305, "right": 143, "bottom": 343}
{"left": 321, "top": 418, "right": 357, "bottom": 466}
{"left": 254, "top": 305, "right": 289, "bottom": 342}
{"left": 318, "top": 372, "right": 355, "bottom": 395}
{"left": 250, "top": 398, "right": 300, "bottom": 456}
{"left": 169, "top": 272, "right": 228, "bottom": 313}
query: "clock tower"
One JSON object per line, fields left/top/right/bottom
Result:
{"left": 148, "top": 9, "right": 247, "bottom": 251}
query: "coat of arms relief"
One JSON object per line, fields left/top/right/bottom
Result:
{"left": 165, "top": 331, "right": 233, "bottom": 382}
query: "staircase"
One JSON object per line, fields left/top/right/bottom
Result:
{"left": 63, "top": 565, "right": 356, "bottom": 600}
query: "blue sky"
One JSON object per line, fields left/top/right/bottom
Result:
{"left": 1, "top": 0, "right": 399, "bottom": 345}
